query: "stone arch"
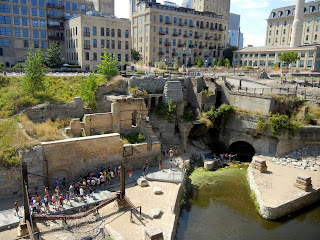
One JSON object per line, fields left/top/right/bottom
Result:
{"left": 229, "top": 141, "right": 255, "bottom": 161}
{"left": 49, "top": 169, "right": 73, "bottom": 188}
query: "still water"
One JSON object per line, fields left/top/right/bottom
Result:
{"left": 176, "top": 165, "right": 320, "bottom": 240}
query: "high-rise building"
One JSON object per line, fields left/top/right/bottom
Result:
{"left": 0, "top": 0, "right": 114, "bottom": 67}
{"left": 266, "top": 0, "right": 320, "bottom": 46}
{"left": 191, "top": 0, "right": 230, "bottom": 20}
{"left": 228, "top": 13, "right": 243, "bottom": 48}
{"left": 130, "top": 0, "right": 230, "bottom": 66}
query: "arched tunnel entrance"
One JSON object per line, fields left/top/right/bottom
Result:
{"left": 229, "top": 141, "right": 255, "bottom": 161}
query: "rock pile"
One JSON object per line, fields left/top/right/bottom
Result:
{"left": 294, "top": 175, "right": 313, "bottom": 191}
{"left": 252, "top": 159, "right": 268, "bottom": 173}
{"left": 272, "top": 145, "right": 320, "bottom": 171}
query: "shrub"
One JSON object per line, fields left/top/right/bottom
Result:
{"left": 128, "top": 86, "right": 149, "bottom": 98}
{"left": 181, "top": 108, "right": 194, "bottom": 122}
{"left": 122, "top": 133, "right": 146, "bottom": 144}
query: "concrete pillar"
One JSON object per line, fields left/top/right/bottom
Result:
{"left": 290, "top": 0, "right": 305, "bottom": 48}
{"left": 111, "top": 101, "right": 121, "bottom": 133}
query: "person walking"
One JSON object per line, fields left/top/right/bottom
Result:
{"left": 69, "top": 184, "right": 75, "bottom": 200}
{"left": 128, "top": 168, "right": 133, "bottom": 179}
{"left": 14, "top": 200, "right": 19, "bottom": 216}
{"left": 159, "top": 161, "right": 163, "bottom": 171}
{"left": 79, "top": 187, "right": 84, "bottom": 201}
{"left": 146, "top": 116, "right": 150, "bottom": 123}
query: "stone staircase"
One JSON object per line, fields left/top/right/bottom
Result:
{"left": 144, "top": 123, "right": 159, "bottom": 142}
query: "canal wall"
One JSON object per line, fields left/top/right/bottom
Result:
{"left": 247, "top": 159, "right": 320, "bottom": 220}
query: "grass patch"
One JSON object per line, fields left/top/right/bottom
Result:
{"left": 121, "top": 133, "right": 146, "bottom": 144}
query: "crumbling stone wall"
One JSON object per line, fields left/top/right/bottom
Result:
{"left": 163, "top": 81, "right": 183, "bottom": 104}
{"left": 24, "top": 97, "right": 87, "bottom": 123}
{"left": 128, "top": 76, "right": 167, "bottom": 93}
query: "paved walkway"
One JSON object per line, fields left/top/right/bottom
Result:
{"left": 0, "top": 157, "right": 185, "bottom": 230}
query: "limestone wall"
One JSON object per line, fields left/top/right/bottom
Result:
{"left": 24, "top": 97, "right": 87, "bottom": 123}
{"left": 83, "top": 113, "right": 113, "bottom": 135}
{"left": 128, "top": 76, "right": 167, "bottom": 93}
{"left": 221, "top": 84, "right": 275, "bottom": 114}
{"left": 164, "top": 81, "right": 184, "bottom": 104}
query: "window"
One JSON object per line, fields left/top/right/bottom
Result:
{"left": 23, "top": 29, "right": 28, "bottom": 37}
{"left": 315, "top": 34, "right": 318, "bottom": 40}
{"left": 308, "top": 17, "right": 311, "bottom": 23}
{"left": 112, "top": 40, "right": 115, "bottom": 49}
{"left": 101, "top": 39, "right": 104, "bottom": 48}
{"left": 93, "top": 39, "right": 97, "bottom": 48}
{"left": 0, "top": 16, "right": 10, "bottom": 24}
{"left": 93, "top": 26, "right": 96, "bottom": 36}
{"left": 100, "top": 27, "right": 104, "bottom": 36}
{"left": 307, "top": 60, "right": 313, "bottom": 67}
{"left": 13, "top": 6, "right": 19, "bottom": 14}
{"left": 0, "top": 4, "right": 10, "bottom": 13}
{"left": 13, "top": 0, "right": 18, "bottom": 2}
{"left": 34, "top": 40, "right": 39, "bottom": 48}
{"left": 32, "top": 8, "right": 37, "bottom": 16}
{"left": 33, "top": 30, "right": 39, "bottom": 38}
{"left": 93, "top": 53, "right": 97, "bottom": 61}
{"left": 276, "top": 30, "right": 278, "bottom": 35}
{"left": 154, "top": 15, "right": 156, "bottom": 22}
{"left": 66, "top": 2, "right": 70, "bottom": 10}
{"left": 31, "top": 0, "right": 36, "bottom": 5}
{"left": 106, "top": 40, "right": 110, "bottom": 48}
{"left": 284, "top": 21, "right": 287, "bottom": 26}
{"left": 300, "top": 60, "right": 304, "bottom": 67}
{"left": 21, "top": 0, "right": 26, "bottom": 3}
{"left": 39, "top": 9, "right": 45, "bottom": 17}
{"left": 125, "top": 41, "right": 128, "bottom": 50}
{"left": 84, "top": 40, "right": 90, "bottom": 49}
{"left": 166, "top": 27, "right": 168, "bottom": 35}
{"left": 309, "top": 6, "right": 314, "bottom": 13}
{"left": 269, "top": 23, "right": 272, "bottom": 28}
{"left": 307, "top": 26, "right": 310, "bottom": 32}
{"left": 277, "top": 22, "right": 279, "bottom": 27}
{"left": 106, "top": 28, "right": 110, "bottom": 36}
{"left": 301, "top": 53, "right": 305, "bottom": 57}
{"left": 282, "top": 37, "right": 285, "bottom": 42}
{"left": 33, "top": 19, "right": 38, "bottom": 27}
{"left": 118, "top": 54, "right": 121, "bottom": 61}
{"left": 285, "top": 10, "right": 290, "bottom": 16}
{"left": 0, "top": 28, "right": 11, "bottom": 36}
{"left": 85, "top": 52, "right": 89, "bottom": 60}
{"left": 283, "top": 29, "right": 286, "bottom": 34}
{"left": 306, "top": 35, "right": 309, "bottom": 41}
{"left": 269, "top": 30, "right": 271, "bottom": 36}
{"left": 15, "top": 28, "right": 20, "bottom": 36}
{"left": 39, "top": 0, "right": 44, "bottom": 6}
{"left": 160, "top": 15, "right": 163, "bottom": 23}
{"left": 81, "top": 4, "right": 86, "bottom": 12}
{"left": 72, "top": 3, "right": 77, "bottom": 11}
{"left": 159, "top": 37, "right": 162, "bottom": 45}
{"left": 118, "top": 29, "right": 121, "bottom": 37}
{"left": 309, "top": 52, "right": 314, "bottom": 57}
{"left": 316, "top": 26, "right": 319, "bottom": 32}
{"left": 14, "top": 17, "right": 19, "bottom": 26}
{"left": 111, "top": 29, "right": 115, "bottom": 37}
{"left": 66, "top": 13, "right": 70, "bottom": 19}
{"left": 125, "top": 54, "right": 129, "bottom": 62}
{"left": 125, "top": 30, "right": 129, "bottom": 38}
{"left": 22, "top": 18, "right": 27, "bottom": 26}
{"left": 84, "top": 27, "right": 90, "bottom": 36}
{"left": 21, "top": 7, "right": 27, "bottom": 15}
{"left": 40, "top": 20, "right": 45, "bottom": 27}
{"left": 23, "top": 40, "right": 28, "bottom": 47}
{"left": 40, "top": 30, "right": 45, "bottom": 38}
{"left": 41, "top": 41, "right": 46, "bottom": 48}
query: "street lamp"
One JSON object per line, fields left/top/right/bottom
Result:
{"left": 164, "top": 58, "right": 167, "bottom": 70}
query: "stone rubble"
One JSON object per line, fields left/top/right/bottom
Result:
{"left": 272, "top": 145, "right": 320, "bottom": 172}
{"left": 294, "top": 174, "right": 313, "bottom": 191}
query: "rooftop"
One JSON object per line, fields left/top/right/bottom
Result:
{"left": 235, "top": 44, "right": 320, "bottom": 53}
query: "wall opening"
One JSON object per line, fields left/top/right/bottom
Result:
{"left": 151, "top": 97, "right": 156, "bottom": 108}
{"left": 132, "top": 110, "right": 137, "bottom": 126}
{"left": 229, "top": 141, "right": 255, "bottom": 161}
{"left": 215, "top": 90, "right": 222, "bottom": 108}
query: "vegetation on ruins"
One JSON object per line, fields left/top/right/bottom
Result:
{"left": 269, "top": 94, "right": 304, "bottom": 116}
{"left": 98, "top": 49, "right": 119, "bottom": 81}
{"left": 199, "top": 104, "right": 235, "bottom": 131}
{"left": 153, "top": 100, "right": 176, "bottom": 121}
{"left": 181, "top": 108, "right": 195, "bottom": 122}
{"left": 131, "top": 49, "right": 142, "bottom": 64}
{"left": 80, "top": 72, "right": 99, "bottom": 109}
{"left": 201, "top": 89, "right": 214, "bottom": 98}
{"left": 257, "top": 114, "right": 302, "bottom": 136}
{"left": 128, "top": 86, "right": 149, "bottom": 98}
{"left": 121, "top": 133, "right": 146, "bottom": 144}
{"left": 44, "top": 42, "right": 64, "bottom": 68}
{"left": 278, "top": 51, "right": 300, "bottom": 71}
{"left": 22, "top": 47, "right": 47, "bottom": 95}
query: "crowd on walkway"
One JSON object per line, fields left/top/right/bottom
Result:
{"left": 15, "top": 166, "right": 135, "bottom": 216}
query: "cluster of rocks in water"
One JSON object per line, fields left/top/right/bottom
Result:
{"left": 272, "top": 145, "right": 320, "bottom": 172}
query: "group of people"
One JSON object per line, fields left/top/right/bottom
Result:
{"left": 162, "top": 147, "right": 178, "bottom": 160}
{"left": 14, "top": 165, "right": 135, "bottom": 216}
{"left": 224, "top": 153, "right": 238, "bottom": 161}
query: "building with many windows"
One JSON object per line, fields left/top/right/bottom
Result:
{"left": 266, "top": 0, "right": 320, "bottom": 46}
{"left": 228, "top": 13, "right": 243, "bottom": 48}
{"left": 65, "top": 12, "right": 131, "bottom": 71}
{"left": 130, "top": 0, "right": 230, "bottom": 66}
{"left": 0, "top": 0, "right": 114, "bottom": 67}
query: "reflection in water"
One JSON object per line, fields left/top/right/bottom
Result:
{"left": 176, "top": 166, "right": 320, "bottom": 240}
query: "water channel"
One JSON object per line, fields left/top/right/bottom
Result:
{"left": 176, "top": 165, "right": 320, "bottom": 240}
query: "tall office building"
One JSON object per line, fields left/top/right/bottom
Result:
{"left": 228, "top": 13, "right": 243, "bottom": 48}
{"left": 181, "top": 0, "right": 191, "bottom": 9}
{"left": 266, "top": 0, "right": 320, "bottom": 46}
{"left": 0, "top": 0, "right": 114, "bottom": 67}
{"left": 130, "top": 0, "right": 230, "bottom": 66}
{"left": 191, "top": 0, "right": 230, "bottom": 19}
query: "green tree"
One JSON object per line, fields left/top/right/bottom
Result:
{"left": 212, "top": 59, "right": 217, "bottom": 66}
{"left": 97, "top": 49, "right": 119, "bottom": 81}
{"left": 131, "top": 49, "right": 141, "bottom": 64}
{"left": 80, "top": 72, "right": 98, "bottom": 109}
{"left": 217, "top": 59, "right": 222, "bottom": 66}
{"left": 224, "top": 58, "right": 230, "bottom": 68}
{"left": 278, "top": 51, "right": 300, "bottom": 72}
{"left": 173, "top": 59, "right": 180, "bottom": 70}
{"left": 22, "top": 47, "right": 46, "bottom": 95}
{"left": 196, "top": 57, "right": 203, "bottom": 67}
{"left": 44, "top": 42, "right": 64, "bottom": 68}
{"left": 224, "top": 46, "right": 238, "bottom": 62}
{"left": 0, "top": 62, "right": 3, "bottom": 72}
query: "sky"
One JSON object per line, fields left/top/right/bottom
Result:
{"left": 115, "top": 0, "right": 297, "bottom": 47}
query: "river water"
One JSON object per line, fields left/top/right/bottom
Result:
{"left": 176, "top": 165, "right": 320, "bottom": 240}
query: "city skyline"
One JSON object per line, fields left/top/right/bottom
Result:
{"left": 115, "top": 0, "right": 297, "bottom": 47}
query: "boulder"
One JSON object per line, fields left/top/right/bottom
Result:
{"left": 151, "top": 208, "right": 162, "bottom": 218}
{"left": 204, "top": 160, "right": 217, "bottom": 171}
{"left": 153, "top": 187, "right": 163, "bottom": 195}
{"left": 137, "top": 178, "right": 149, "bottom": 187}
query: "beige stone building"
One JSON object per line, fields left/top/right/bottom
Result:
{"left": 234, "top": 45, "right": 320, "bottom": 71}
{"left": 130, "top": 0, "right": 230, "bottom": 66}
{"left": 0, "top": 0, "right": 114, "bottom": 67}
{"left": 191, "top": 0, "right": 230, "bottom": 20}
{"left": 65, "top": 13, "right": 131, "bottom": 71}
{"left": 266, "top": 0, "right": 320, "bottom": 46}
